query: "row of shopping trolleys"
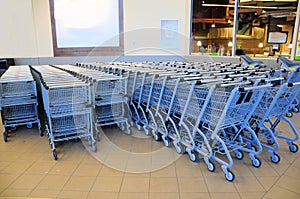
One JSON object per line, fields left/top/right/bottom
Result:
{"left": 76, "top": 56, "right": 300, "bottom": 182}
{"left": 1, "top": 57, "right": 299, "bottom": 182}
{"left": 1, "top": 64, "right": 130, "bottom": 160}
{"left": 0, "top": 65, "right": 42, "bottom": 142}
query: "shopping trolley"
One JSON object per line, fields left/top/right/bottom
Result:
{"left": 198, "top": 82, "right": 270, "bottom": 181}
{"left": 250, "top": 81, "right": 300, "bottom": 160}
{"left": 31, "top": 65, "right": 96, "bottom": 160}
{"left": 0, "top": 65, "right": 41, "bottom": 142}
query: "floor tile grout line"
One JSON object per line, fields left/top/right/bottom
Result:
{"left": 56, "top": 153, "right": 85, "bottom": 198}
{"left": 261, "top": 149, "right": 300, "bottom": 198}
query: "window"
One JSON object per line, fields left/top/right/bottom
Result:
{"left": 192, "top": 0, "right": 298, "bottom": 58}
{"left": 49, "top": 0, "right": 124, "bottom": 56}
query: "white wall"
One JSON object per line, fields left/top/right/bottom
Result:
{"left": 123, "top": 0, "right": 191, "bottom": 55}
{"left": 0, "top": 0, "right": 190, "bottom": 58}
{"left": 0, "top": 0, "right": 53, "bottom": 58}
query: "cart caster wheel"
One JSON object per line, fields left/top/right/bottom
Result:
{"left": 143, "top": 126, "right": 150, "bottom": 136}
{"left": 225, "top": 169, "right": 235, "bottom": 182}
{"left": 289, "top": 143, "right": 298, "bottom": 153}
{"left": 286, "top": 112, "right": 293, "bottom": 118}
{"left": 252, "top": 157, "right": 261, "bottom": 168}
{"left": 271, "top": 153, "right": 280, "bottom": 164}
{"left": 26, "top": 123, "right": 33, "bottom": 129}
{"left": 292, "top": 107, "right": 299, "bottom": 113}
{"left": 175, "top": 143, "right": 185, "bottom": 154}
{"left": 136, "top": 124, "right": 141, "bottom": 131}
{"left": 163, "top": 139, "right": 171, "bottom": 147}
{"left": 251, "top": 144, "right": 257, "bottom": 152}
{"left": 3, "top": 132, "right": 8, "bottom": 142}
{"left": 10, "top": 126, "right": 16, "bottom": 131}
{"left": 189, "top": 151, "right": 199, "bottom": 162}
{"left": 120, "top": 124, "right": 125, "bottom": 131}
{"left": 88, "top": 138, "right": 92, "bottom": 146}
{"left": 96, "top": 133, "right": 101, "bottom": 142}
{"left": 267, "top": 139, "right": 275, "bottom": 145}
{"left": 53, "top": 150, "right": 58, "bottom": 160}
{"left": 92, "top": 142, "right": 97, "bottom": 152}
{"left": 39, "top": 127, "right": 44, "bottom": 136}
{"left": 235, "top": 150, "right": 244, "bottom": 160}
{"left": 153, "top": 133, "right": 161, "bottom": 141}
{"left": 207, "top": 161, "right": 215, "bottom": 172}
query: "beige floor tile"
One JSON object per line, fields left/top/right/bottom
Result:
{"left": 130, "top": 139, "right": 152, "bottom": 153}
{"left": 149, "top": 177, "right": 179, "bottom": 193}
{"left": 232, "top": 164, "right": 255, "bottom": 177}
{"left": 58, "top": 190, "right": 89, "bottom": 199}
{"left": 91, "top": 176, "right": 123, "bottom": 192}
{"left": 72, "top": 163, "right": 101, "bottom": 177}
{"left": 35, "top": 175, "right": 70, "bottom": 190}
{"left": 98, "top": 165, "right": 124, "bottom": 176}
{"left": 284, "top": 165, "right": 300, "bottom": 179}
{"left": 81, "top": 154, "right": 103, "bottom": 165}
{"left": 24, "top": 161, "right": 56, "bottom": 175}
{"left": 62, "top": 176, "right": 95, "bottom": 191}
{"left": 264, "top": 185, "right": 300, "bottom": 199}
{"left": 210, "top": 193, "right": 242, "bottom": 199}
{"left": 118, "top": 192, "right": 149, "bottom": 199}
{"left": 180, "top": 192, "right": 210, "bottom": 199}
{"left": 0, "top": 151, "right": 21, "bottom": 161}
{"left": 292, "top": 155, "right": 300, "bottom": 168}
{"left": 149, "top": 192, "right": 179, "bottom": 199}
{"left": 48, "top": 162, "right": 79, "bottom": 175}
{"left": 275, "top": 175, "right": 300, "bottom": 194}
{"left": 120, "top": 177, "right": 149, "bottom": 192}
{"left": 239, "top": 192, "right": 265, "bottom": 199}
{"left": 205, "top": 176, "right": 237, "bottom": 193}
{"left": 178, "top": 177, "right": 208, "bottom": 193}
{"left": 0, "top": 188, "right": 31, "bottom": 197}
{"left": 124, "top": 171, "right": 150, "bottom": 178}
{"left": 103, "top": 154, "right": 128, "bottom": 171}
{"left": 234, "top": 176, "right": 265, "bottom": 192}
{"left": 151, "top": 164, "right": 177, "bottom": 177}
{"left": 87, "top": 191, "right": 119, "bottom": 199}
{"left": 29, "top": 188, "right": 60, "bottom": 198}
{"left": 175, "top": 160, "right": 202, "bottom": 177}
{"left": 0, "top": 161, "right": 12, "bottom": 171}
{"left": 248, "top": 162, "right": 279, "bottom": 177}
{"left": 1, "top": 160, "right": 34, "bottom": 174}
{"left": 256, "top": 176, "right": 279, "bottom": 191}
{"left": 125, "top": 155, "right": 151, "bottom": 173}
{"left": 0, "top": 174, "right": 20, "bottom": 189}
{"left": 8, "top": 174, "right": 44, "bottom": 189}
{"left": 268, "top": 162, "right": 290, "bottom": 176}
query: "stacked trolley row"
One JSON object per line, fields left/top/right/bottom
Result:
{"left": 52, "top": 64, "right": 131, "bottom": 138}
{"left": 0, "top": 65, "right": 41, "bottom": 142}
{"left": 31, "top": 65, "right": 96, "bottom": 160}
{"left": 77, "top": 59, "right": 300, "bottom": 182}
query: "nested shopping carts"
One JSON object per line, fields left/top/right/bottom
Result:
{"left": 31, "top": 65, "right": 96, "bottom": 160}
{"left": 0, "top": 65, "right": 41, "bottom": 142}
{"left": 52, "top": 64, "right": 131, "bottom": 138}
{"left": 75, "top": 59, "right": 299, "bottom": 182}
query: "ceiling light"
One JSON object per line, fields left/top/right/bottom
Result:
{"left": 197, "top": 41, "right": 202, "bottom": 47}
{"left": 211, "top": 23, "right": 216, "bottom": 28}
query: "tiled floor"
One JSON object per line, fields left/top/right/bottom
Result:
{"left": 0, "top": 114, "right": 299, "bottom": 199}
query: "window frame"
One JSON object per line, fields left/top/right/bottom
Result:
{"left": 49, "top": 0, "right": 124, "bottom": 56}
